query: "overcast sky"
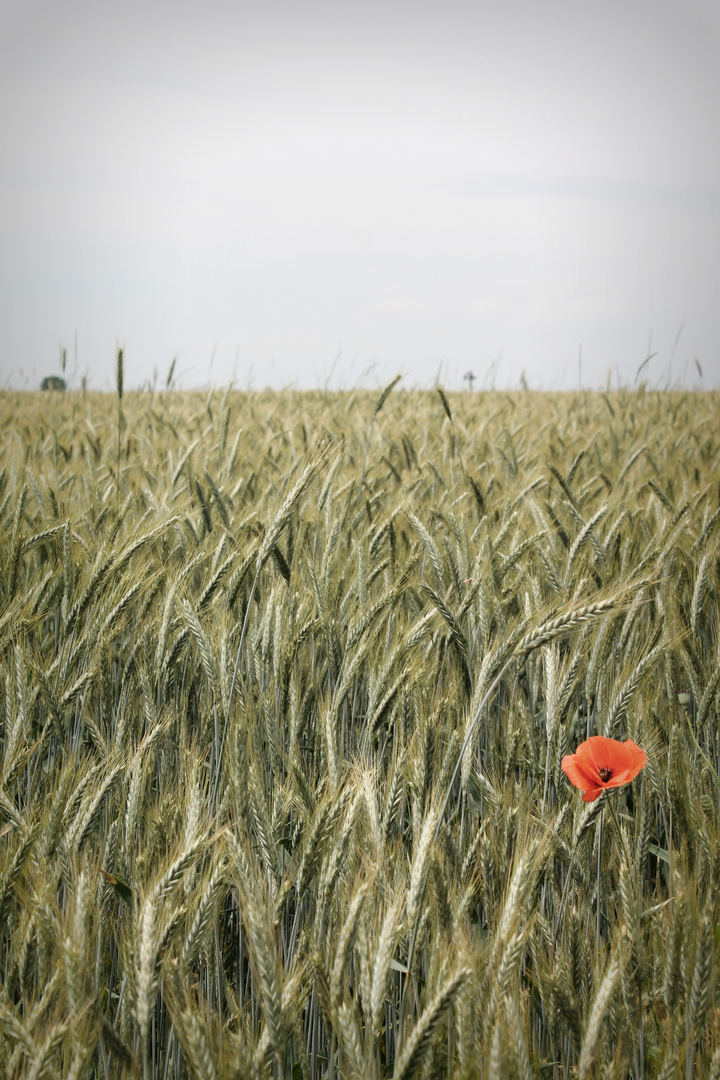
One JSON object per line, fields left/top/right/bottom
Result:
{"left": 1, "top": 0, "right": 718, "bottom": 391}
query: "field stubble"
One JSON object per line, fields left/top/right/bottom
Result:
{"left": 0, "top": 385, "right": 719, "bottom": 1079}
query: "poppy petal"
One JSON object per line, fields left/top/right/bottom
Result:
{"left": 561, "top": 753, "right": 598, "bottom": 791}
{"left": 583, "top": 736, "right": 619, "bottom": 774}
{"left": 581, "top": 736, "right": 645, "bottom": 779}
{"left": 623, "top": 740, "right": 648, "bottom": 772}
{"left": 604, "top": 768, "right": 633, "bottom": 787}
{"left": 562, "top": 736, "right": 647, "bottom": 799}
{"left": 581, "top": 786, "right": 603, "bottom": 802}
{"left": 603, "top": 741, "right": 647, "bottom": 784}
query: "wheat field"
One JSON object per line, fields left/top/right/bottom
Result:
{"left": 0, "top": 383, "right": 719, "bottom": 1079}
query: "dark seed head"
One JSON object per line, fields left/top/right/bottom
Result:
{"left": 599, "top": 768, "right": 612, "bottom": 782}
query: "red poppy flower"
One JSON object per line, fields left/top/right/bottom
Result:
{"left": 561, "top": 736, "right": 647, "bottom": 802}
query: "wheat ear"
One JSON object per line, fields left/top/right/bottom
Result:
{"left": 394, "top": 966, "right": 470, "bottom": 1080}
{"left": 578, "top": 954, "right": 623, "bottom": 1080}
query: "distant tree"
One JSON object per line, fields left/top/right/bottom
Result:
{"left": 41, "top": 375, "right": 66, "bottom": 391}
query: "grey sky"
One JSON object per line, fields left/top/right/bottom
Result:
{"left": 1, "top": 0, "right": 718, "bottom": 390}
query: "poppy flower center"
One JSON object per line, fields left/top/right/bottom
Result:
{"left": 598, "top": 767, "right": 612, "bottom": 782}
